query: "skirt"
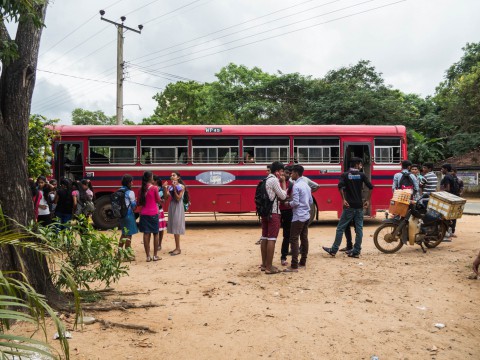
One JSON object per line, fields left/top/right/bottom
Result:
{"left": 139, "top": 214, "right": 159, "bottom": 234}
{"left": 119, "top": 213, "right": 138, "bottom": 236}
{"left": 167, "top": 199, "right": 185, "bottom": 235}
{"left": 158, "top": 208, "right": 167, "bottom": 231}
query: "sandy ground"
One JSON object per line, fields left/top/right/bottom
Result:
{"left": 11, "top": 213, "right": 480, "bottom": 360}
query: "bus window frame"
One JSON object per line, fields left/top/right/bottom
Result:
{"left": 140, "top": 137, "right": 188, "bottom": 164}
{"left": 192, "top": 146, "right": 238, "bottom": 164}
{"left": 373, "top": 138, "right": 401, "bottom": 164}
{"left": 89, "top": 145, "right": 137, "bottom": 165}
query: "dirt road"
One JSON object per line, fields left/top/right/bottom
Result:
{"left": 13, "top": 215, "right": 480, "bottom": 359}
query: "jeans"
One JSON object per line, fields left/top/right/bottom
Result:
{"left": 289, "top": 220, "right": 309, "bottom": 268}
{"left": 344, "top": 221, "right": 355, "bottom": 249}
{"left": 331, "top": 208, "right": 364, "bottom": 255}
{"left": 280, "top": 209, "right": 293, "bottom": 260}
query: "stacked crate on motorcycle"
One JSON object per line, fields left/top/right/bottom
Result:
{"left": 427, "top": 191, "right": 466, "bottom": 220}
{"left": 388, "top": 190, "right": 411, "bottom": 217}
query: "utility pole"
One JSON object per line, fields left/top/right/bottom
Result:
{"left": 100, "top": 10, "right": 143, "bottom": 125}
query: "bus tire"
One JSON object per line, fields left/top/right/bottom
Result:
{"left": 92, "top": 195, "right": 119, "bottom": 230}
{"left": 309, "top": 202, "right": 317, "bottom": 225}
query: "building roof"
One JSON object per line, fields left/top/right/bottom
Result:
{"left": 436, "top": 147, "right": 480, "bottom": 169}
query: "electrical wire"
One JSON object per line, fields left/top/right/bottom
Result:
{"left": 39, "top": 0, "right": 127, "bottom": 57}
{"left": 137, "top": 0, "right": 378, "bottom": 69}
{"left": 143, "top": 0, "right": 204, "bottom": 25}
{"left": 148, "top": 0, "right": 407, "bottom": 71}
{"left": 131, "top": 0, "right": 336, "bottom": 63}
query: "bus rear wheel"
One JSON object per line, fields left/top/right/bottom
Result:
{"left": 92, "top": 195, "right": 120, "bottom": 230}
{"left": 309, "top": 202, "right": 317, "bottom": 225}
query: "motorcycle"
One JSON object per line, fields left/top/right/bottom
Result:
{"left": 373, "top": 195, "right": 450, "bottom": 254}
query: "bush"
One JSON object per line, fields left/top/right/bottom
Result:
{"left": 38, "top": 217, "right": 131, "bottom": 291}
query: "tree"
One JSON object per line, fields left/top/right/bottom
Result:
{"left": 0, "top": 1, "right": 57, "bottom": 298}
{"left": 28, "top": 114, "right": 58, "bottom": 179}
{"left": 71, "top": 108, "right": 135, "bottom": 125}
{"left": 434, "top": 42, "right": 480, "bottom": 155}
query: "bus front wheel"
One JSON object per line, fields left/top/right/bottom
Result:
{"left": 92, "top": 195, "right": 120, "bottom": 230}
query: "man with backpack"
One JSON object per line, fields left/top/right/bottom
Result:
{"left": 392, "top": 160, "right": 419, "bottom": 198}
{"left": 256, "top": 161, "right": 287, "bottom": 274}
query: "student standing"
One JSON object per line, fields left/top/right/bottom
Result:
{"left": 259, "top": 161, "right": 287, "bottom": 274}
{"left": 36, "top": 176, "right": 51, "bottom": 226}
{"left": 154, "top": 176, "right": 167, "bottom": 250}
{"left": 279, "top": 166, "right": 294, "bottom": 266}
{"left": 117, "top": 174, "right": 138, "bottom": 258}
{"left": 73, "top": 179, "right": 94, "bottom": 217}
{"left": 138, "top": 171, "right": 162, "bottom": 262}
{"left": 420, "top": 163, "right": 438, "bottom": 195}
{"left": 284, "top": 165, "right": 312, "bottom": 272}
{"left": 163, "top": 172, "right": 186, "bottom": 256}
{"left": 323, "top": 158, "right": 373, "bottom": 258}
{"left": 54, "top": 178, "right": 74, "bottom": 225}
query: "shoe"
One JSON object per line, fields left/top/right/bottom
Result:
{"left": 347, "top": 252, "right": 360, "bottom": 258}
{"left": 281, "top": 260, "right": 288, "bottom": 266}
{"left": 153, "top": 255, "right": 161, "bottom": 261}
{"left": 322, "top": 246, "right": 336, "bottom": 257}
{"left": 298, "top": 263, "right": 306, "bottom": 268}
{"left": 339, "top": 247, "right": 353, "bottom": 252}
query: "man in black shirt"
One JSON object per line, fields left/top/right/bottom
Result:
{"left": 322, "top": 157, "right": 373, "bottom": 258}
{"left": 440, "top": 163, "right": 458, "bottom": 238}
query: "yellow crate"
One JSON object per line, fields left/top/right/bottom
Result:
{"left": 389, "top": 200, "right": 410, "bottom": 217}
{"left": 427, "top": 191, "right": 466, "bottom": 220}
{"left": 392, "top": 189, "right": 412, "bottom": 204}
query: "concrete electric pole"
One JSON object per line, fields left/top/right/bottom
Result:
{"left": 99, "top": 10, "right": 143, "bottom": 125}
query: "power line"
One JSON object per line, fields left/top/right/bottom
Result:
{"left": 125, "top": 0, "right": 162, "bottom": 16}
{"left": 131, "top": 0, "right": 334, "bottom": 63}
{"left": 39, "top": 0, "right": 127, "bottom": 57}
{"left": 149, "top": 0, "right": 407, "bottom": 71}
{"left": 37, "top": 69, "right": 115, "bottom": 84}
{"left": 128, "top": 63, "right": 196, "bottom": 81}
{"left": 143, "top": 0, "right": 204, "bottom": 25}
{"left": 136, "top": 0, "right": 376, "bottom": 69}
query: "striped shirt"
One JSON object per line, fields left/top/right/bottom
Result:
{"left": 421, "top": 171, "right": 438, "bottom": 194}
{"left": 265, "top": 174, "right": 287, "bottom": 215}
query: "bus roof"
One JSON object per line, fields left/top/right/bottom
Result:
{"left": 55, "top": 124, "right": 406, "bottom": 137}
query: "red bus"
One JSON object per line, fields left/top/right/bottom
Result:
{"left": 52, "top": 125, "right": 407, "bottom": 228}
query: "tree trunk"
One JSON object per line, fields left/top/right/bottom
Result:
{"left": 0, "top": 3, "right": 59, "bottom": 301}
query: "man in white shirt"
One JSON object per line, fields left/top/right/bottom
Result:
{"left": 260, "top": 161, "right": 287, "bottom": 274}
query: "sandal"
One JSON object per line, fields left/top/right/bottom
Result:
{"left": 170, "top": 250, "right": 181, "bottom": 256}
{"left": 259, "top": 265, "right": 266, "bottom": 271}
{"left": 146, "top": 256, "right": 152, "bottom": 262}
{"left": 265, "top": 267, "right": 281, "bottom": 275}
{"left": 281, "top": 260, "right": 288, "bottom": 266}
{"left": 283, "top": 267, "right": 298, "bottom": 273}
{"left": 153, "top": 256, "right": 161, "bottom": 261}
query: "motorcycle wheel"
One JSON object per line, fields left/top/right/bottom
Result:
{"left": 373, "top": 223, "right": 404, "bottom": 254}
{"left": 424, "top": 221, "right": 448, "bottom": 248}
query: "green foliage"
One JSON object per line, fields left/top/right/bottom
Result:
{"left": 28, "top": 115, "right": 58, "bottom": 179}
{"left": 71, "top": 108, "right": 135, "bottom": 125}
{"left": 0, "top": 208, "right": 78, "bottom": 360}
{"left": 143, "top": 43, "right": 480, "bottom": 162}
{"left": 38, "top": 217, "right": 130, "bottom": 291}
{"left": 0, "top": 0, "right": 46, "bottom": 64}
{"left": 407, "top": 130, "right": 445, "bottom": 164}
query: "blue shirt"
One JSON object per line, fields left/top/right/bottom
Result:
{"left": 392, "top": 170, "right": 419, "bottom": 193}
{"left": 289, "top": 177, "right": 313, "bottom": 222}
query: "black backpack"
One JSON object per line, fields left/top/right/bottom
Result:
{"left": 398, "top": 172, "right": 415, "bottom": 190}
{"left": 451, "top": 175, "right": 461, "bottom": 195}
{"left": 254, "top": 177, "right": 275, "bottom": 218}
{"left": 183, "top": 188, "right": 190, "bottom": 211}
{"left": 110, "top": 188, "right": 128, "bottom": 219}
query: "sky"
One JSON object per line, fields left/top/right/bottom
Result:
{"left": 27, "top": 0, "right": 480, "bottom": 124}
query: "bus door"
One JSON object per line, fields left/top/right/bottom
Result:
{"left": 55, "top": 142, "right": 84, "bottom": 181}
{"left": 343, "top": 143, "right": 372, "bottom": 216}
